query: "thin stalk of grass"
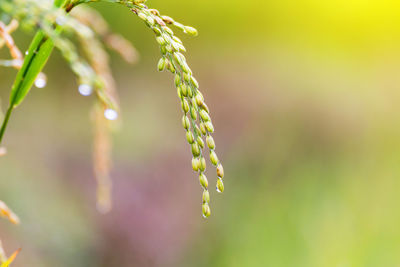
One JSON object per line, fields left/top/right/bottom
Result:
{"left": 0, "top": 107, "right": 12, "bottom": 144}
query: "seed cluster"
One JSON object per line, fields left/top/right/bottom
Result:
{"left": 126, "top": 1, "right": 225, "bottom": 218}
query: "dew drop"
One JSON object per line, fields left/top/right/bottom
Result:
{"left": 216, "top": 186, "right": 222, "bottom": 193}
{"left": 25, "top": 51, "right": 29, "bottom": 55}
{"left": 78, "top": 84, "right": 93, "bottom": 96}
{"left": 104, "top": 109, "right": 118, "bottom": 121}
{"left": 34, "top": 75, "right": 47, "bottom": 88}
{"left": 202, "top": 213, "right": 208, "bottom": 219}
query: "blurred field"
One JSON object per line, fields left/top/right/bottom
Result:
{"left": 2, "top": 0, "right": 400, "bottom": 266}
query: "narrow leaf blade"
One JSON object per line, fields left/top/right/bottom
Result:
{"left": 9, "top": 31, "right": 54, "bottom": 107}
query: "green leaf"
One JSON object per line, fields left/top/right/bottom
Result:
{"left": 9, "top": 30, "right": 54, "bottom": 108}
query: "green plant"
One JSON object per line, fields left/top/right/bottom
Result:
{"left": 0, "top": 0, "right": 224, "bottom": 218}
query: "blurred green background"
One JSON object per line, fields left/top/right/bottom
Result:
{"left": 2, "top": 0, "right": 400, "bottom": 266}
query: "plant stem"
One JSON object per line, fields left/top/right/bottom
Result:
{"left": 0, "top": 106, "right": 13, "bottom": 144}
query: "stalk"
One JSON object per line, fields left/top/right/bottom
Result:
{"left": 0, "top": 107, "right": 12, "bottom": 143}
